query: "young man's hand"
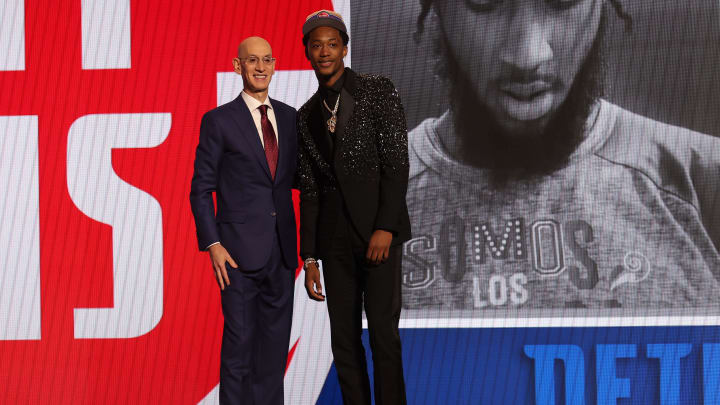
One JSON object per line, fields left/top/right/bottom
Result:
{"left": 304, "top": 261, "right": 325, "bottom": 301}
{"left": 366, "top": 229, "right": 393, "bottom": 265}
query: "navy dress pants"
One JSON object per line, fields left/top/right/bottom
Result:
{"left": 219, "top": 232, "right": 294, "bottom": 405}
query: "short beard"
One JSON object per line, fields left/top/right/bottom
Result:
{"left": 444, "top": 13, "right": 606, "bottom": 185}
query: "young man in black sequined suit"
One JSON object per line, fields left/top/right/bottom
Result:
{"left": 295, "top": 10, "right": 411, "bottom": 405}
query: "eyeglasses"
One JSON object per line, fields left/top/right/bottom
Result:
{"left": 241, "top": 56, "right": 276, "bottom": 66}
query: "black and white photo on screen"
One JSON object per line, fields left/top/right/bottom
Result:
{"left": 351, "top": 0, "right": 720, "bottom": 318}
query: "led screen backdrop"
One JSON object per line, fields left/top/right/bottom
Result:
{"left": 1, "top": 1, "right": 720, "bottom": 404}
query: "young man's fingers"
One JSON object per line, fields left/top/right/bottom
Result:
{"left": 382, "top": 247, "right": 390, "bottom": 262}
{"left": 373, "top": 249, "right": 383, "bottom": 265}
{"left": 367, "top": 247, "right": 378, "bottom": 263}
{"left": 307, "top": 267, "right": 325, "bottom": 299}
{"left": 305, "top": 282, "right": 324, "bottom": 301}
{"left": 366, "top": 244, "right": 378, "bottom": 261}
{"left": 312, "top": 284, "right": 325, "bottom": 301}
{"left": 305, "top": 279, "right": 318, "bottom": 299}
{"left": 309, "top": 271, "right": 324, "bottom": 297}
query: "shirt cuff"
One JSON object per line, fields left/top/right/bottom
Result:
{"left": 206, "top": 241, "right": 220, "bottom": 250}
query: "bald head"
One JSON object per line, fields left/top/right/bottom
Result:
{"left": 238, "top": 36, "right": 272, "bottom": 59}
{"left": 233, "top": 36, "right": 276, "bottom": 101}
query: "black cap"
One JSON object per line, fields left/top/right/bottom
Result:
{"left": 302, "top": 10, "right": 348, "bottom": 40}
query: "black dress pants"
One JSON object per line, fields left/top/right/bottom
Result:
{"left": 321, "top": 198, "right": 406, "bottom": 405}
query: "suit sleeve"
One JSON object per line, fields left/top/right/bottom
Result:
{"left": 373, "top": 77, "right": 410, "bottom": 233}
{"left": 189, "top": 112, "right": 223, "bottom": 251}
{"left": 295, "top": 114, "right": 320, "bottom": 259}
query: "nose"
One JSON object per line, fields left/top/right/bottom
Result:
{"left": 499, "top": 11, "right": 553, "bottom": 72}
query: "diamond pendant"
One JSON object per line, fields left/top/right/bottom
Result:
{"left": 327, "top": 115, "right": 337, "bottom": 133}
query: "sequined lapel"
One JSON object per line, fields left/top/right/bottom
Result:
{"left": 333, "top": 86, "right": 354, "bottom": 163}
{"left": 298, "top": 93, "right": 334, "bottom": 181}
{"left": 333, "top": 68, "right": 358, "bottom": 162}
{"left": 310, "top": 94, "right": 334, "bottom": 163}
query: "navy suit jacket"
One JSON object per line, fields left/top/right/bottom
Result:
{"left": 190, "top": 94, "right": 298, "bottom": 270}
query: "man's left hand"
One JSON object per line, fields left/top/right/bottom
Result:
{"left": 366, "top": 229, "right": 393, "bottom": 265}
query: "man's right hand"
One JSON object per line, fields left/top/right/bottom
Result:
{"left": 304, "top": 262, "right": 325, "bottom": 301}
{"left": 208, "top": 243, "right": 237, "bottom": 291}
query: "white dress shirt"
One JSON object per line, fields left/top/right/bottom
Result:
{"left": 206, "top": 91, "right": 279, "bottom": 251}
{"left": 241, "top": 90, "right": 278, "bottom": 147}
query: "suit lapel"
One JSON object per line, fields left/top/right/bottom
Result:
{"left": 270, "top": 98, "right": 285, "bottom": 184}
{"left": 333, "top": 68, "right": 357, "bottom": 162}
{"left": 309, "top": 93, "right": 334, "bottom": 163}
{"left": 228, "top": 95, "right": 272, "bottom": 181}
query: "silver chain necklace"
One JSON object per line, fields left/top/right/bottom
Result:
{"left": 322, "top": 94, "right": 340, "bottom": 133}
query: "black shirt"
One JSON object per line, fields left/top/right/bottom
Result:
{"left": 318, "top": 71, "right": 345, "bottom": 136}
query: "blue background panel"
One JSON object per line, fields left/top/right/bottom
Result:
{"left": 317, "top": 327, "right": 720, "bottom": 404}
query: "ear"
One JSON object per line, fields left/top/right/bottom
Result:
{"left": 232, "top": 58, "right": 242, "bottom": 74}
{"left": 342, "top": 46, "right": 348, "bottom": 58}
{"left": 304, "top": 47, "right": 310, "bottom": 61}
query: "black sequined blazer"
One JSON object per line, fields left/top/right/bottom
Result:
{"left": 296, "top": 68, "right": 411, "bottom": 259}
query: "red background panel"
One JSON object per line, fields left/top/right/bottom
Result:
{"left": 0, "top": 1, "right": 331, "bottom": 403}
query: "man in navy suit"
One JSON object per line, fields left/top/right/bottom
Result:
{"left": 189, "top": 36, "right": 298, "bottom": 405}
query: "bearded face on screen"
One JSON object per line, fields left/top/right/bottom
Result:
{"left": 425, "top": 0, "right": 613, "bottom": 181}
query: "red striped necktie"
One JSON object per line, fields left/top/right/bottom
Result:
{"left": 258, "top": 105, "right": 278, "bottom": 180}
